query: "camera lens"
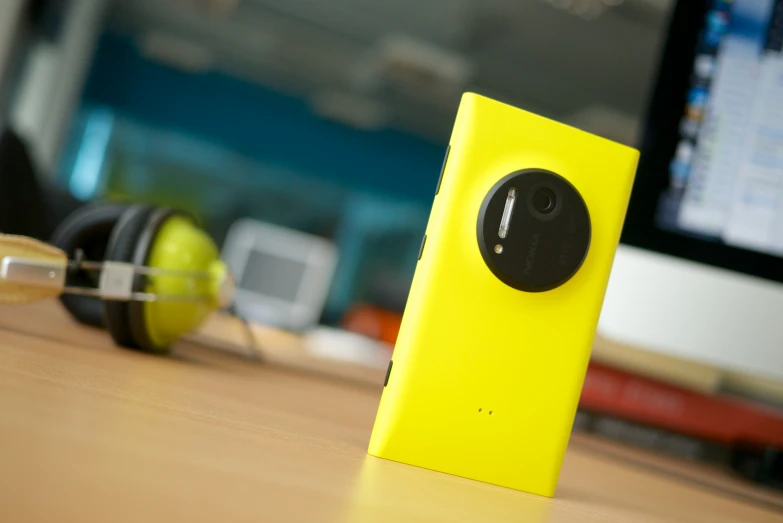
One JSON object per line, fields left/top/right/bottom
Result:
{"left": 531, "top": 187, "right": 556, "bottom": 215}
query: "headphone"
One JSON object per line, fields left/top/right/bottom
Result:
{"left": 0, "top": 202, "right": 233, "bottom": 354}
{"left": 0, "top": 127, "right": 236, "bottom": 354}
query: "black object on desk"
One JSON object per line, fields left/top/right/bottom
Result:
{"left": 0, "top": 125, "right": 81, "bottom": 239}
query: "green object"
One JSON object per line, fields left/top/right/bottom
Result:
{"left": 143, "top": 215, "right": 228, "bottom": 349}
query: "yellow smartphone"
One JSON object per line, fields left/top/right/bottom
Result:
{"left": 368, "top": 93, "right": 639, "bottom": 497}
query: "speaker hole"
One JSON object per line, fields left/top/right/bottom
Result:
{"left": 478, "top": 408, "right": 482, "bottom": 413}
{"left": 489, "top": 411, "right": 493, "bottom": 415}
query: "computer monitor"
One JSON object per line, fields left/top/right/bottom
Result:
{"left": 599, "top": 0, "right": 783, "bottom": 379}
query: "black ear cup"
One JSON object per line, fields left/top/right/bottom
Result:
{"left": 50, "top": 203, "right": 130, "bottom": 326}
{"left": 102, "top": 204, "right": 157, "bottom": 350}
{"left": 51, "top": 201, "right": 203, "bottom": 353}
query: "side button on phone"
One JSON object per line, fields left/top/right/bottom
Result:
{"left": 435, "top": 145, "right": 450, "bottom": 195}
{"left": 384, "top": 360, "right": 393, "bottom": 387}
{"left": 418, "top": 235, "right": 427, "bottom": 260}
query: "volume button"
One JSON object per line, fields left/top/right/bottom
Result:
{"left": 435, "top": 145, "right": 450, "bottom": 195}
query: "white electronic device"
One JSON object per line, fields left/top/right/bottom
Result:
{"left": 222, "top": 219, "right": 337, "bottom": 331}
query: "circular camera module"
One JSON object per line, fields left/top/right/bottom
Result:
{"left": 477, "top": 169, "right": 591, "bottom": 292}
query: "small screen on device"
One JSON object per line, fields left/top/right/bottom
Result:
{"left": 239, "top": 250, "right": 307, "bottom": 302}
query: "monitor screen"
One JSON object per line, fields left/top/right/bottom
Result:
{"left": 239, "top": 250, "right": 308, "bottom": 302}
{"left": 656, "top": 0, "right": 783, "bottom": 257}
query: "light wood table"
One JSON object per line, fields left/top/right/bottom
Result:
{"left": 0, "top": 301, "right": 781, "bottom": 523}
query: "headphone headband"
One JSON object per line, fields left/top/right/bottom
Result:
{"left": 0, "top": 235, "right": 234, "bottom": 307}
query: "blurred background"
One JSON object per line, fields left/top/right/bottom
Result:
{"left": 0, "top": 0, "right": 669, "bottom": 325}
{"left": 2, "top": 0, "right": 783, "bottom": 494}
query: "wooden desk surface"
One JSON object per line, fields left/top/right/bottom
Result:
{"left": 0, "top": 301, "right": 781, "bottom": 523}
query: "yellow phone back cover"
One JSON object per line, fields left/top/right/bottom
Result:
{"left": 368, "top": 93, "right": 639, "bottom": 497}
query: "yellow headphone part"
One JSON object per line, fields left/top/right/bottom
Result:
{"left": 142, "top": 213, "right": 231, "bottom": 349}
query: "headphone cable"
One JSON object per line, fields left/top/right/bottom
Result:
{"left": 226, "top": 303, "right": 264, "bottom": 362}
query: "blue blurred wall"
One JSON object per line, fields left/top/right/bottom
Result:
{"left": 80, "top": 32, "right": 446, "bottom": 203}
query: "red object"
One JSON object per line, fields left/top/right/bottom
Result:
{"left": 342, "top": 304, "right": 402, "bottom": 345}
{"left": 579, "top": 362, "right": 783, "bottom": 447}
